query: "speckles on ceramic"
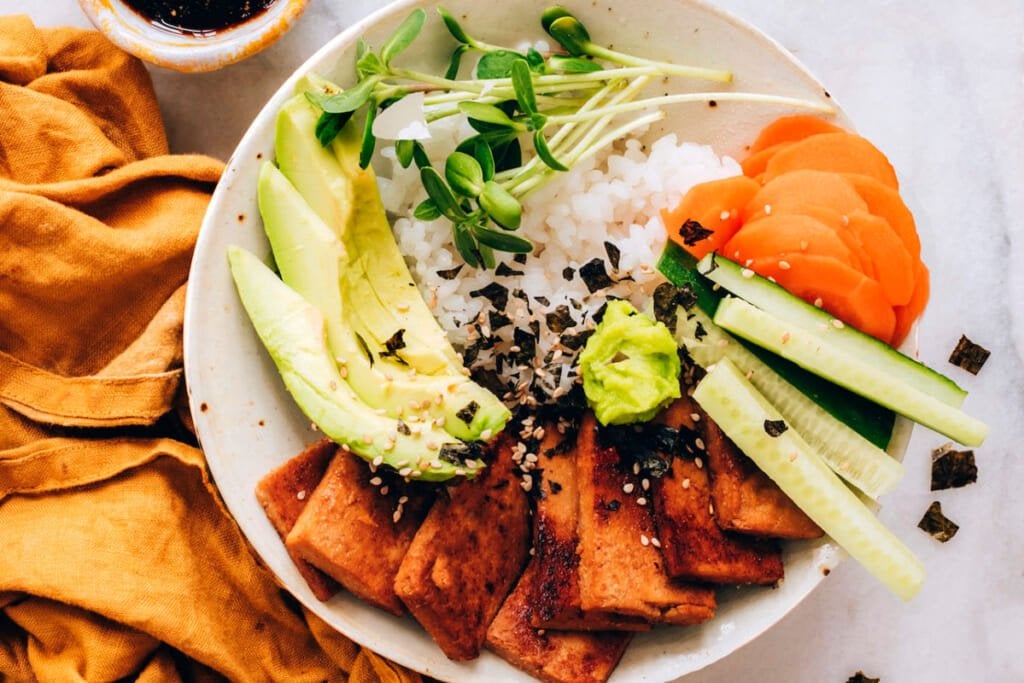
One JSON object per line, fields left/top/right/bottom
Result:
{"left": 77, "top": 0, "right": 311, "bottom": 72}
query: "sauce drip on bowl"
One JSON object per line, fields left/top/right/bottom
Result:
{"left": 122, "top": 0, "right": 279, "bottom": 36}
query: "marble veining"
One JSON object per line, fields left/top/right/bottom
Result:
{"left": 12, "top": 1, "right": 1024, "bottom": 681}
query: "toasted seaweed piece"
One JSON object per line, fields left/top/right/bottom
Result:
{"left": 678, "top": 219, "right": 714, "bottom": 246}
{"left": 382, "top": 329, "right": 406, "bottom": 357}
{"left": 513, "top": 253, "right": 528, "bottom": 264}
{"left": 457, "top": 401, "right": 481, "bottom": 425}
{"left": 597, "top": 423, "right": 680, "bottom": 479}
{"left": 561, "top": 329, "right": 594, "bottom": 351}
{"left": 469, "top": 282, "right": 510, "bottom": 310}
{"left": 534, "top": 295, "right": 551, "bottom": 307}
{"left": 846, "top": 672, "right": 880, "bottom": 683}
{"left": 437, "top": 264, "right": 464, "bottom": 280}
{"left": 763, "top": 419, "right": 788, "bottom": 437}
{"left": 511, "top": 327, "right": 536, "bottom": 365}
{"left": 931, "top": 444, "right": 977, "bottom": 490}
{"left": 489, "top": 310, "right": 512, "bottom": 330}
{"left": 918, "top": 501, "right": 958, "bottom": 542}
{"left": 496, "top": 262, "right": 524, "bottom": 277}
{"left": 546, "top": 305, "right": 575, "bottom": 334}
{"left": 603, "top": 241, "right": 621, "bottom": 270}
{"left": 579, "top": 258, "right": 613, "bottom": 293}
{"left": 694, "top": 321, "right": 707, "bottom": 340}
{"left": 948, "top": 335, "right": 989, "bottom": 374}
{"left": 562, "top": 266, "right": 575, "bottom": 281}
{"left": 438, "top": 440, "right": 486, "bottom": 465}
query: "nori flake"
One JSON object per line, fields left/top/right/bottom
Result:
{"left": 546, "top": 305, "right": 575, "bottom": 334}
{"left": 383, "top": 329, "right": 406, "bottom": 357}
{"left": 846, "top": 673, "right": 880, "bottom": 683}
{"left": 948, "top": 335, "right": 990, "bottom": 375}
{"left": 605, "top": 499, "right": 621, "bottom": 512}
{"left": 354, "top": 332, "right": 375, "bottom": 367}
{"left": 469, "top": 282, "right": 509, "bottom": 310}
{"left": 549, "top": 480, "right": 563, "bottom": 494}
{"left": 560, "top": 329, "right": 594, "bottom": 350}
{"left": 579, "top": 258, "right": 614, "bottom": 293}
{"left": 652, "top": 282, "right": 698, "bottom": 330}
{"left": 510, "top": 327, "right": 536, "bottom": 365}
{"left": 603, "top": 241, "right": 621, "bottom": 270}
{"left": 763, "top": 419, "right": 788, "bottom": 437}
{"left": 436, "top": 264, "right": 464, "bottom": 280}
{"left": 694, "top": 321, "right": 708, "bottom": 340}
{"left": 917, "top": 501, "right": 959, "bottom": 542}
{"left": 456, "top": 401, "right": 480, "bottom": 425}
{"left": 438, "top": 440, "right": 486, "bottom": 465}
{"left": 598, "top": 423, "right": 679, "bottom": 478}
{"left": 513, "top": 253, "right": 528, "bottom": 264}
{"left": 396, "top": 420, "right": 411, "bottom": 436}
{"left": 495, "top": 262, "right": 524, "bottom": 277}
{"left": 534, "top": 295, "right": 551, "bottom": 307}
{"left": 562, "top": 266, "right": 575, "bottom": 281}
{"left": 678, "top": 219, "right": 714, "bottom": 246}
{"left": 488, "top": 310, "right": 512, "bottom": 330}
{"left": 931, "top": 444, "right": 977, "bottom": 490}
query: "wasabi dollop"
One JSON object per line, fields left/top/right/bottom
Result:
{"left": 578, "top": 300, "right": 681, "bottom": 425}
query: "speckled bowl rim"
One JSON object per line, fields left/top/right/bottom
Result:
{"left": 184, "top": 0, "right": 913, "bottom": 680}
{"left": 77, "top": 0, "right": 311, "bottom": 72}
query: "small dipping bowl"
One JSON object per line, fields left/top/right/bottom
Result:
{"left": 78, "top": 0, "right": 311, "bottom": 72}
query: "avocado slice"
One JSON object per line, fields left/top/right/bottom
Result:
{"left": 275, "top": 88, "right": 462, "bottom": 376}
{"left": 257, "top": 162, "right": 509, "bottom": 440}
{"left": 227, "top": 245, "right": 484, "bottom": 481}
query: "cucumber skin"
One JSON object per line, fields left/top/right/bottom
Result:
{"left": 657, "top": 243, "right": 895, "bottom": 449}
{"left": 696, "top": 252, "right": 967, "bottom": 407}
{"left": 676, "top": 307, "right": 903, "bottom": 499}
{"left": 715, "top": 297, "right": 988, "bottom": 447}
{"left": 693, "top": 358, "right": 925, "bottom": 601}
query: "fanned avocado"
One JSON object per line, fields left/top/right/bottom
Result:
{"left": 227, "top": 245, "right": 484, "bottom": 481}
{"left": 275, "top": 84, "right": 462, "bottom": 376}
{"left": 257, "top": 162, "right": 509, "bottom": 440}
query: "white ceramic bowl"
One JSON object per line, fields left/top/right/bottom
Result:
{"left": 184, "top": 1, "right": 910, "bottom": 680}
{"left": 78, "top": 0, "right": 310, "bottom": 72}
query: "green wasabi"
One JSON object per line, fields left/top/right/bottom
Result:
{"left": 578, "top": 300, "right": 681, "bottom": 425}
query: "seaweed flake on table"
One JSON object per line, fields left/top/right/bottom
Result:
{"left": 846, "top": 673, "right": 880, "bottom": 683}
{"left": 948, "top": 334, "right": 990, "bottom": 374}
{"left": 917, "top": 501, "right": 959, "bottom": 543}
{"left": 930, "top": 444, "right": 977, "bottom": 490}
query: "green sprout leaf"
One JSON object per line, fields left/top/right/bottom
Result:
{"left": 547, "top": 55, "right": 602, "bottom": 73}
{"left": 540, "top": 6, "right": 575, "bottom": 32}
{"left": 411, "top": 141, "right": 432, "bottom": 169}
{"left": 478, "top": 181, "right": 522, "bottom": 229}
{"left": 438, "top": 7, "right": 472, "bottom": 44}
{"left": 356, "top": 50, "right": 385, "bottom": 79}
{"left": 492, "top": 137, "right": 522, "bottom": 172}
{"left": 477, "top": 242, "right": 497, "bottom": 269}
{"left": 473, "top": 223, "right": 533, "bottom": 253}
{"left": 511, "top": 59, "right": 538, "bottom": 115}
{"left": 315, "top": 111, "right": 352, "bottom": 147}
{"left": 458, "top": 101, "right": 519, "bottom": 129}
{"left": 395, "top": 139, "right": 415, "bottom": 167}
{"left": 445, "top": 44, "right": 469, "bottom": 79}
{"left": 474, "top": 138, "right": 495, "bottom": 180}
{"left": 547, "top": 16, "right": 591, "bottom": 56}
{"left": 477, "top": 50, "right": 526, "bottom": 79}
{"left": 526, "top": 47, "right": 546, "bottom": 73}
{"left": 359, "top": 107, "right": 377, "bottom": 169}
{"left": 380, "top": 8, "right": 426, "bottom": 66}
{"left": 307, "top": 76, "right": 378, "bottom": 114}
{"left": 453, "top": 222, "right": 481, "bottom": 267}
{"left": 421, "top": 166, "right": 466, "bottom": 221}
{"left": 533, "top": 129, "right": 568, "bottom": 171}
{"left": 413, "top": 198, "right": 442, "bottom": 221}
{"left": 445, "top": 152, "right": 485, "bottom": 198}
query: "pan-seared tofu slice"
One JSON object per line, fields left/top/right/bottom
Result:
{"left": 532, "top": 426, "right": 650, "bottom": 632}
{"left": 652, "top": 399, "right": 784, "bottom": 585}
{"left": 486, "top": 558, "right": 633, "bottom": 683}
{"left": 286, "top": 448, "right": 433, "bottom": 616}
{"left": 700, "top": 410, "right": 822, "bottom": 539}
{"left": 254, "top": 438, "right": 339, "bottom": 601}
{"left": 576, "top": 414, "right": 716, "bottom": 625}
{"left": 394, "top": 435, "right": 531, "bottom": 660}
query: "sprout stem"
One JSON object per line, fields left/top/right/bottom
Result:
{"left": 584, "top": 43, "right": 733, "bottom": 82}
{"left": 549, "top": 91, "right": 834, "bottom": 124}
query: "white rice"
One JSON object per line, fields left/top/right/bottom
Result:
{"left": 377, "top": 118, "right": 740, "bottom": 406}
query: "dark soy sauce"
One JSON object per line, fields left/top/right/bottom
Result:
{"left": 122, "top": 0, "right": 279, "bottom": 36}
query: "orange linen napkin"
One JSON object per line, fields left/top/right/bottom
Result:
{"left": 0, "top": 15, "right": 420, "bottom": 683}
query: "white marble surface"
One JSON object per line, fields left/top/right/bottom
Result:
{"left": 11, "top": 1, "right": 1024, "bottom": 681}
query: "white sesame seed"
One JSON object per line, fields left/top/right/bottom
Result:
{"left": 310, "top": 422, "right": 319, "bottom": 432}
{"left": 393, "top": 509, "right": 403, "bottom": 523}
{"left": 709, "top": 503, "right": 715, "bottom": 515}
{"left": 296, "top": 490, "right": 306, "bottom": 501}
{"left": 640, "top": 534, "right": 650, "bottom": 546}
{"left": 831, "top": 319, "right": 845, "bottom": 329}
{"left": 623, "top": 483, "right": 635, "bottom": 494}
{"left": 651, "top": 537, "right": 662, "bottom": 548}
{"left": 764, "top": 204, "right": 772, "bottom": 215}
{"left": 814, "top": 297, "right": 823, "bottom": 308}
{"left": 744, "top": 258, "right": 753, "bottom": 267}
{"left": 719, "top": 210, "right": 731, "bottom": 221}
{"left": 521, "top": 477, "right": 533, "bottom": 492}
{"left": 396, "top": 302, "right": 410, "bottom": 312}
{"left": 695, "top": 457, "right": 704, "bottom": 469}
{"left": 455, "top": 468, "right": 466, "bottom": 476}
{"left": 690, "top": 413, "right": 701, "bottom": 422}
{"left": 529, "top": 547, "right": 536, "bottom": 556}
{"left": 633, "top": 463, "right": 641, "bottom": 475}
{"left": 695, "top": 438, "right": 705, "bottom": 451}
{"left": 741, "top": 268, "right": 755, "bottom": 279}
{"left": 398, "top": 467, "right": 412, "bottom": 477}
{"left": 682, "top": 478, "right": 691, "bottom": 489}
{"left": 778, "top": 260, "right": 791, "bottom": 270}
{"left": 781, "top": 331, "right": 791, "bottom": 344}
{"left": 641, "top": 478, "right": 650, "bottom": 491}
{"left": 412, "top": 470, "right": 422, "bottom": 477}
{"left": 362, "top": 435, "right": 373, "bottom": 445}
{"left": 328, "top": 380, "right": 338, "bottom": 391}
{"left": 380, "top": 485, "right": 389, "bottom": 496}
{"left": 432, "top": 460, "right": 443, "bottom": 468}
{"left": 637, "top": 496, "right": 648, "bottom": 506}
{"left": 338, "top": 366, "right": 348, "bottom": 378}
{"left": 789, "top": 452, "right": 798, "bottom": 462}
{"left": 426, "top": 441, "right": 439, "bottom": 450}
{"left": 370, "top": 476, "right": 383, "bottom": 486}
{"left": 525, "top": 453, "right": 539, "bottom": 463}
{"left": 481, "top": 429, "right": 493, "bottom": 440}
{"left": 399, "top": 495, "right": 409, "bottom": 504}
{"left": 341, "top": 443, "right": 351, "bottom": 453}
